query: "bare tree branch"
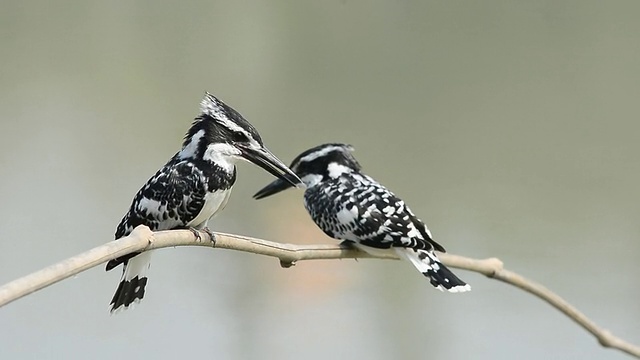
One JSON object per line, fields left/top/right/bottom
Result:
{"left": 0, "top": 225, "right": 637, "bottom": 358}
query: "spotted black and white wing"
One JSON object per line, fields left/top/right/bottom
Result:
{"left": 108, "top": 91, "right": 302, "bottom": 313}
{"left": 107, "top": 155, "right": 233, "bottom": 312}
{"left": 113, "top": 158, "right": 209, "bottom": 241}
{"left": 304, "top": 173, "right": 443, "bottom": 251}
{"left": 304, "top": 172, "right": 469, "bottom": 292}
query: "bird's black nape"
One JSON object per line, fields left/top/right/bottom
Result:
{"left": 252, "top": 141, "right": 470, "bottom": 294}
{"left": 290, "top": 143, "right": 360, "bottom": 171}
{"left": 254, "top": 143, "right": 359, "bottom": 198}
{"left": 291, "top": 143, "right": 362, "bottom": 181}
{"left": 109, "top": 92, "right": 302, "bottom": 313}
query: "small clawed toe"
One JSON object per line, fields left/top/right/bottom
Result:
{"left": 188, "top": 227, "right": 202, "bottom": 242}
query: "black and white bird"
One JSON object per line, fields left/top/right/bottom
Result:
{"left": 254, "top": 143, "right": 469, "bottom": 293}
{"left": 107, "top": 92, "right": 303, "bottom": 312}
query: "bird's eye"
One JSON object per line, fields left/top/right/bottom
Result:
{"left": 232, "top": 131, "right": 249, "bottom": 142}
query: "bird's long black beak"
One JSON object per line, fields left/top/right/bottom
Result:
{"left": 240, "top": 146, "right": 303, "bottom": 189}
{"left": 253, "top": 177, "right": 293, "bottom": 199}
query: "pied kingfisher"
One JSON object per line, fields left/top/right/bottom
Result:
{"left": 107, "top": 92, "right": 303, "bottom": 312}
{"left": 254, "top": 143, "right": 469, "bottom": 293}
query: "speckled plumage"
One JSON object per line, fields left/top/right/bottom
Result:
{"left": 111, "top": 157, "right": 235, "bottom": 240}
{"left": 107, "top": 156, "right": 235, "bottom": 268}
{"left": 254, "top": 143, "right": 470, "bottom": 293}
{"left": 304, "top": 171, "right": 443, "bottom": 252}
{"left": 108, "top": 92, "right": 302, "bottom": 313}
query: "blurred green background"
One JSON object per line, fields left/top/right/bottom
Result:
{"left": 1, "top": 1, "right": 639, "bottom": 359}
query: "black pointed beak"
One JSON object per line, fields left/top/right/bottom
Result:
{"left": 253, "top": 178, "right": 293, "bottom": 199}
{"left": 240, "top": 146, "right": 303, "bottom": 188}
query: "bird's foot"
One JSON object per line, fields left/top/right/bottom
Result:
{"left": 189, "top": 227, "right": 216, "bottom": 245}
{"left": 202, "top": 227, "right": 216, "bottom": 246}
{"left": 189, "top": 227, "right": 203, "bottom": 242}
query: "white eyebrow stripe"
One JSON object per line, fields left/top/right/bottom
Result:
{"left": 218, "top": 117, "right": 250, "bottom": 135}
{"left": 299, "top": 145, "right": 348, "bottom": 163}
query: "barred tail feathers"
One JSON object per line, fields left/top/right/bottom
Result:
{"left": 396, "top": 248, "right": 470, "bottom": 293}
{"left": 109, "top": 251, "right": 152, "bottom": 313}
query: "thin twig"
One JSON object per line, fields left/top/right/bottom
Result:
{"left": 0, "top": 225, "right": 637, "bottom": 358}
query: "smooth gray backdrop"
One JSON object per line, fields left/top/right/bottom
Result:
{"left": 1, "top": 1, "right": 639, "bottom": 359}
